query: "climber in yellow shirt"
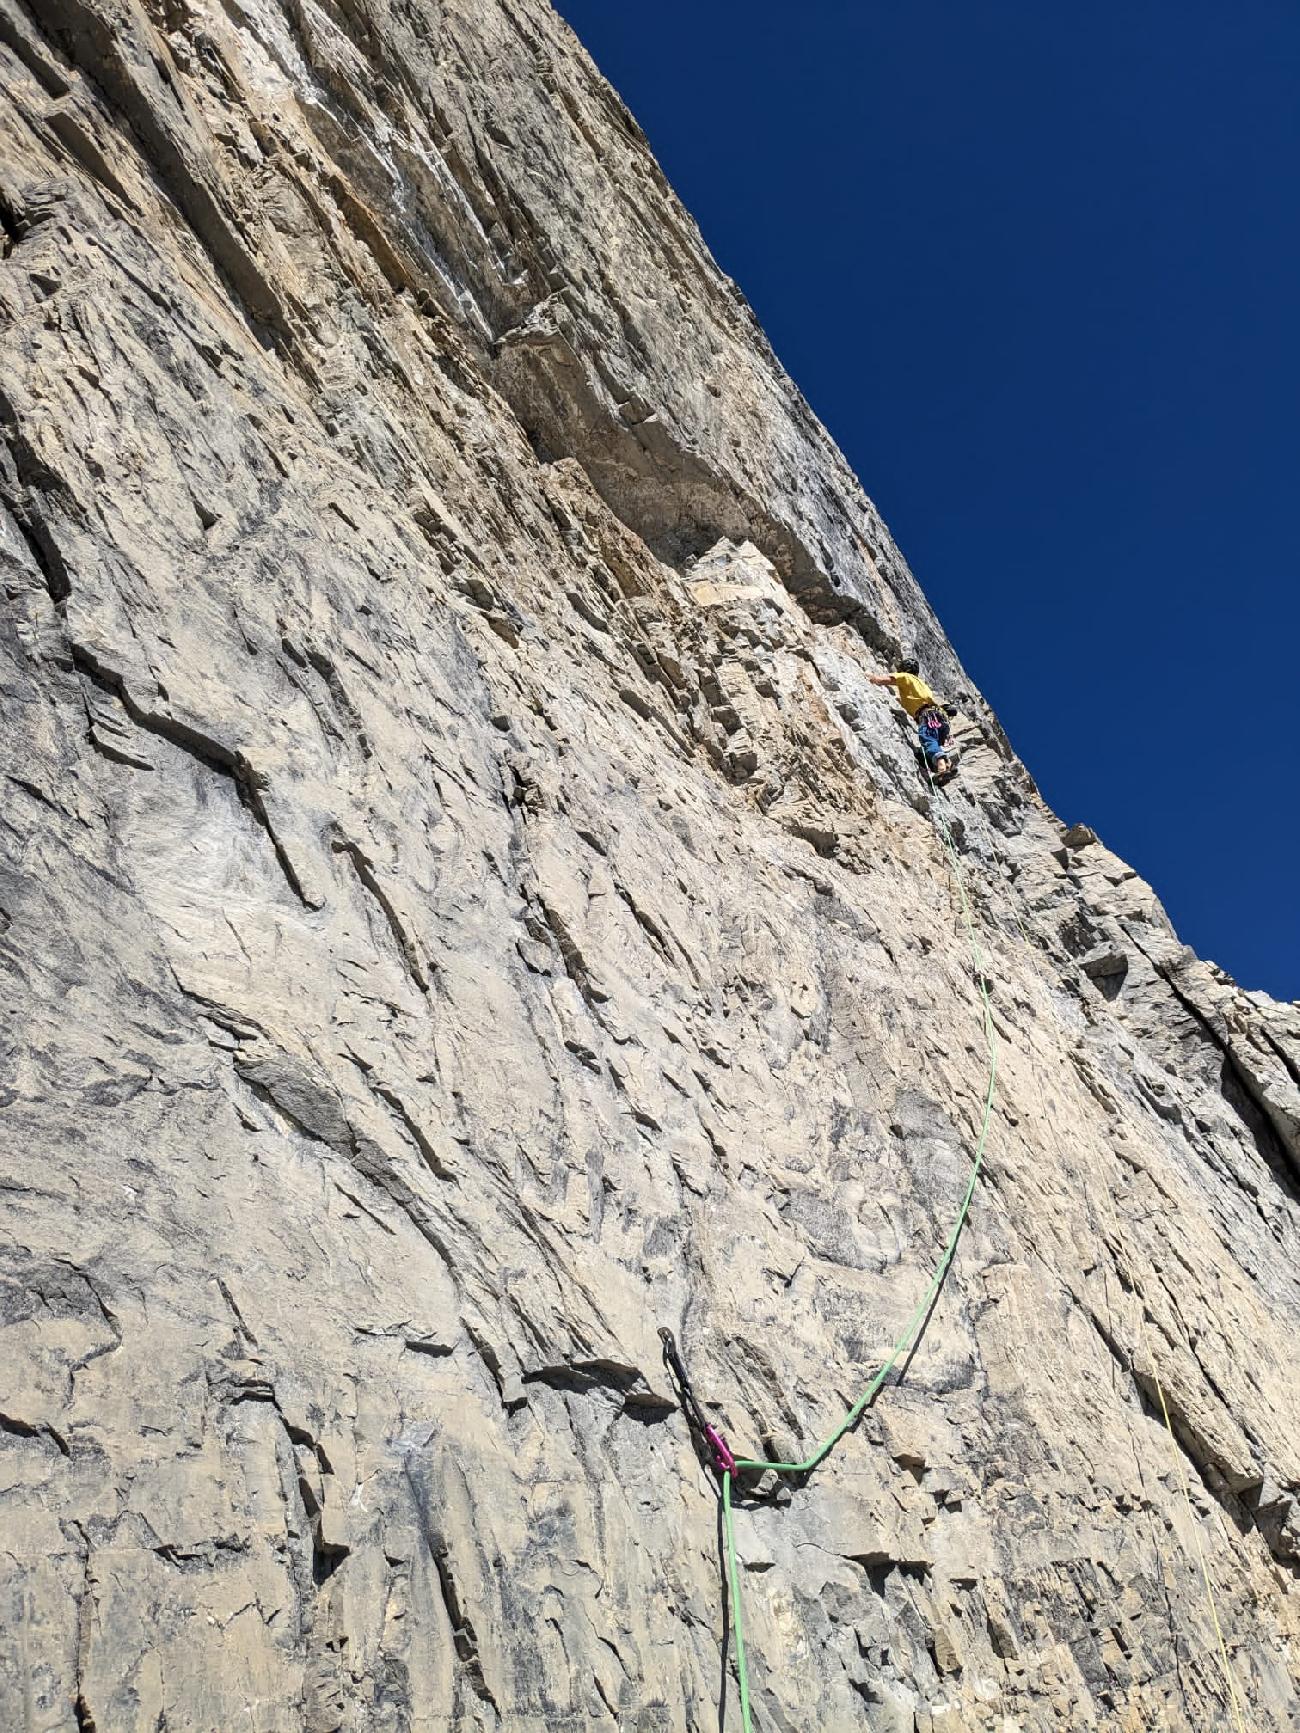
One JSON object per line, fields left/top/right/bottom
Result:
{"left": 869, "top": 659, "right": 954, "bottom": 779}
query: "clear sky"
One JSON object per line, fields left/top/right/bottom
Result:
{"left": 551, "top": 0, "right": 1299, "bottom": 1000}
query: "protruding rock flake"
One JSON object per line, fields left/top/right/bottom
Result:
{"left": 0, "top": 2, "right": 1296, "bottom": 1729}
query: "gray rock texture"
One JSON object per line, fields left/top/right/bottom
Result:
{"left": 0, "top": 1, "right": 1297, "bottom": 1728}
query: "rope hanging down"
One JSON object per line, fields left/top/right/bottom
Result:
{"left": 665, "top": 755, "right": 999, "bottom": 1732}
{"left": 665, "top": 735, "right": 1250, "bottom": 1731}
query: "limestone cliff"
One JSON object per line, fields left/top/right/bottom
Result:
{"left": 1, "top": 2, "right": 1297, "bottom": 1728}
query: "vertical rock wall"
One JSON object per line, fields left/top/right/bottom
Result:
{"left": 0, "top": 1, "right": 1296, "bottom": 1727}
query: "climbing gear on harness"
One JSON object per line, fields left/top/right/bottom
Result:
{"left": 667, "top": 752, "right": 998, "bottom": 1732}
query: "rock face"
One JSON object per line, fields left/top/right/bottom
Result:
{"left": 1, "top": 2, "right": 1297, "bottom": 1727}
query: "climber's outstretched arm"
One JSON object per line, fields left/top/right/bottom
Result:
{"left": 868, "top": 673, "right": 898, "bottom": 688}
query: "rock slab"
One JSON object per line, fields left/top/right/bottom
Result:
{"left": 0, "top": 1, "right": 1297, "bottom": 1728}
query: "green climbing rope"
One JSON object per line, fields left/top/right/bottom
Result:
{"left": 719, "top": 751, "right": 998, "bottom": 1729}
{"left": 721, "top": 1469, "right": 752, "bottom": 1731}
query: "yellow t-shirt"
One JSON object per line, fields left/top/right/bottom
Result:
{"left": 893, "top": 672, "right": 936, "bottom": 717}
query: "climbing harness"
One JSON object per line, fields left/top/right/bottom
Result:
{"left": 916, "top": 703, "right": 949, "bottom": 736}
{"left": 664, "top": 754, "right": 998, "bottom": 1730}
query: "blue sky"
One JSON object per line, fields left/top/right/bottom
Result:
{"left": 552, "top": 0, "right": 1299, "bottom": 999}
